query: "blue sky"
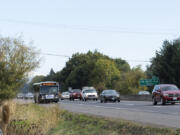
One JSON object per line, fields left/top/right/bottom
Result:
{"left": 0, "top": 0, "right": 180, "bottom": 76}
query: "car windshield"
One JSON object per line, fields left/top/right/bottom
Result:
{"left": 62, "top": 92, "right": 69, "bottom": 95}
{"left": 104, "top": 90, "right": 117, "bottom": 94}
{"left": 161, "top": 85, "right": 179, "bottom": 91}
{"left": 40, "top": 86, "right": 58, "bottom": 94}
{"left": 27, "top": 93, "right": 33, "bottom": 95}
{"left": 84, "top": 89, "right": 96, "bottom": 93}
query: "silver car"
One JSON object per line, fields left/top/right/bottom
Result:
{"left": 25, "top": 92, "right": 34, "bottom": 99}
{"left": 61, "top": 92, "right": 70, "bottom": 100}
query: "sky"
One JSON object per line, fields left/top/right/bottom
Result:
{"left": 0, "top": 0, "right": 180, "bottom": 76}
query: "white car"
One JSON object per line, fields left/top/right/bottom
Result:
{"left": 82, "top": 89, "right": 98, "bottom": 101}
{"left": 17, "top": 93, "right": 24, "bottom": 99}
{"left": 61, "top": 92, "right": 70, "bottom": 100}
{"left": 25, "top": 92, "right": 34, "bottom": 99}
{"left": 138, "top": 91, "right": 150, "bottom": 95}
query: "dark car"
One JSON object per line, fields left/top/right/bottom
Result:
{"left": 69, "top": 89, "right": 82, "bottom": 100}
{"left": 100, "top": 90, "right": 120, "bottom": 103}
{"left": 152, "top": 84, "right": 180, "bottom": 105}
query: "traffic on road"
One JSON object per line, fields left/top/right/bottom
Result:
{"left": 18, "top": 82, "right": 180, "bottom": 106}
{"left": 16, "top": 82, "right": 180, "bottom": 129}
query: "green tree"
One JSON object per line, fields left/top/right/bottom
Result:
{"left": 114, "top": 66, "right": 146, "bottom": 94}
{"left": 29, "top": 75, "right": 45, "bottom": 90}
{"left": 114, "top": 58, "right": 130, "bottom": 72}
{"left": 0, "top": 36, "right": 40, "bottom": 100}
{"left": 90, "top": 58, "right": 120, "bottom": 92}
{"left": 149, "top": 38, "right": 180, "bottom": 87}
{"left": 58, "top": 51, "right": 110, "bottom": 89}
{"left": 44, "top": 68, "right": 56, "bottom": 81}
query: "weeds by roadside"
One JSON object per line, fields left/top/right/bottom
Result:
{"left": 7, "top": 103, "right": 61, "bottom": 135}
{"left": 5, "top": 102, "right": 180, "bottom": 135}
{"left": 49, "top": 111, "right": 180, "bottom": 135}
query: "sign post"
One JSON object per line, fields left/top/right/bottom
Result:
{"left": 140, "top": 76, "right": 160, "bottom": 86}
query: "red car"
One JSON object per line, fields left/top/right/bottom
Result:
{"left": 152, "top": 84, "right": 180, "bottom": 105}
{"left": 69, "top": 89, "right": 82, "bottom": 100}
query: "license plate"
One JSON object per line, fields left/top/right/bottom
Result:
{"left": 46, "top": 95, "right": 54, "bottom": 99}
{"left": 173, "top": 97, "right": 177, "bottom": 100}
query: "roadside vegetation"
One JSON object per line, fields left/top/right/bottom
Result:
{"left": 7, "top": 103, "right": 61, "bottom": 135}
{"left": 6, "top": 102, "right": 179, "bottom": 135}
{"left": 0, "top": 36, "right": 40, "bottom": 135}
{"left": 51, "top": 111, "right": 180, "bottom": 135}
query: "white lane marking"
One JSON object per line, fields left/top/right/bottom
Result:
{"left": 126, "top": 104, "right": 134, "bottom": 106}
{"left": 60, "top": 102, "right": 180, "bottom": 115}
{"left": 152, "top": 106, "right": 162, "bottom": 108}
{"left": 61, "top": 102, "right": 159, "bottom": 113}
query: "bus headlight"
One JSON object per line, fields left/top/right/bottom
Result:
{"left": 41, "top": 95, "right": 45, "bottom": 99}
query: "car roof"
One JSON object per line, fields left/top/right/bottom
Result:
{"left": 82, "top": 89, "right": 96, "bottom": 91}
{"left": 155, "top": 84, "right": 177, "bottom": 87}
{"left": 103, "top": 89, "right": 116, "bottom": 91}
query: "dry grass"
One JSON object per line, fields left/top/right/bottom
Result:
{"left": 49, "top": 111, "right": 180, "bottom": 135}
{"left": 7, "top": 103, "right": 62, "bottom": 135}
{"left": 4, "top": 101, "right": 180, "bottom": 135}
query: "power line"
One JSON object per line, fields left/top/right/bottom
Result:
{"left": 40, "top": 52, "right": 70, "bottom": 58}
{"left": 39, "top": 52, "right": 150, "bottom": 62}
{"left": 0, "top": 18, "right": 180, "bottom": 36}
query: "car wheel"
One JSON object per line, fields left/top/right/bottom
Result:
{"left": 152, "top": 97, "right": 157, "bottom": 105}
{"left": 160, "top": 97, "right": 166, "bottom": 105}
{"left": 118, "top": 100, "right": 120, "bottom": 102}
{"left": 100, "top": 100, "right": 103, "bottom": 103}
{"left": 104, "top": 98, "right": 106, "bottom": 103}
{"left": 171, "top": 102, "right": 175, "bottom": 105}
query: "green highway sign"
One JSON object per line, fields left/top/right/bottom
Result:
{"left": 140, "top": 76, "right": 160, "bottom": 86}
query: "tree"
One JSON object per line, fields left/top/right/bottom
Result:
{"left": 114, "top": 66, "right": 147, "bottom": 94}
{"left": 90, "top": 58, "right": 120, "bottom": 92}
{"left": 29, "top": 75, "right": 45, "bottom": 91}
{"left": 148, "top": 38, "right": 180, "bottom": 87}
{"left": 44, "top": 68, "right": 56, "bottom": 81}
{"left": 0, "top": 36, "right": 40, "bottom": 100}
{"left": 114, "top": 58, "right": 130, "bottom": 72}
{"left": 58, "top": 51, "right": 109, "bottom": 89}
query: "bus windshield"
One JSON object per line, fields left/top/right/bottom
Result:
{"left": 40, "top": 86, "right": 58, "bottom": 94}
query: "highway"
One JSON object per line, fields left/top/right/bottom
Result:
{"left": 59, "top": 100, "right": 180, "bottom": 129}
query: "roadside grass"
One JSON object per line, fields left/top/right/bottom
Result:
{"left": 49, "top": 111, "right": 180, "bottom": 135}
{"left": 6, "top": 102, "right": 180, "bottom": 135}
{"left": 7, "top": 103, "right": 62, "bottom": 135}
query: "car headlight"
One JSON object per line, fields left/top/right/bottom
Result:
{"left": 41, "top": 96, "right": 45, "bottom": 99}
{"left": 163, "top": 93, "right": 169, "bottom": 96}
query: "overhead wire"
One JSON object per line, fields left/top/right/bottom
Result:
{"left": 39, "top": 52, "right": 150, "bottom": 63}
{"left": 0, "top": 18, "right": 180, "bottom": 36}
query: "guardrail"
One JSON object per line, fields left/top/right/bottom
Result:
{"left": 120, "top": 95, "right": 152, "bottom": 101}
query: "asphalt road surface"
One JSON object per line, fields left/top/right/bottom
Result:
{"left": 59, "top": 100, "right": 180, "bottom": 128}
